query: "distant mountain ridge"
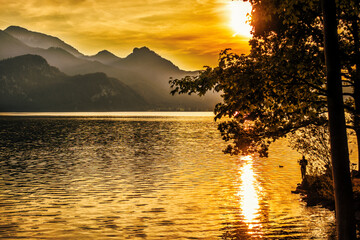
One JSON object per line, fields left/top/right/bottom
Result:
{"left": 0, "top": 26, "right": 220, "bottom": 111}
{"left": 87, "top": 50, "right": 122, "bottom": 65}
{"left": 0, "top": 30, "right": 32, "bottom": 60}
{"left": 0, "top": 55, "right": 147, "bottom": 111}
{"left": 118, "top": 46, "right": 180, "bottom": 71}
{"left": 5, "top": 26, "right": 83, "bottom": 57}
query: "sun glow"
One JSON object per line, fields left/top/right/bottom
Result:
{"left": 237, "top": 155, "right": 263, "bottom": 234}
{"left": 229, "top": 0, "right": 252, "bottom": 37}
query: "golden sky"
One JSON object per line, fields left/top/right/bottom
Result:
{"left": 0, "top": 0, "right": 251, "bottom": 70}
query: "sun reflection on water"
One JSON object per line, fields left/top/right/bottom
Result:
{"left": 237, "top": 155, "right": 263, "bottom": 235}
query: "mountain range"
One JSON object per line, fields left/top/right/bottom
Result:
{"left": 0, "top": 26, "right": 220, "bottom": 111}
{"left": 0, "top": 55, "right": 146, "bottom": 111}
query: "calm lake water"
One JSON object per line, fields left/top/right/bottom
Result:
{"left": 0, "top": 112, "right": 337, "bottom": 239}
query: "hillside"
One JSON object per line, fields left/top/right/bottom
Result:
{"left": 0, "top": 55, "right": 147, "bottom": 111}
{"left": 86, "top": 50, "right": 122, "bottom": 65}
{"left": 5, "top": 26, "right": 83, "bottom": 57}
{"left": 0, "top": 30, "right": 33, "bottom": 59}
{"left": 0, "top": 26, "right": 221, "bottom": 111}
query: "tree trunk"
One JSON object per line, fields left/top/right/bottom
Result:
{"left": 352, "top": 17, "right": 360, "bottom": 171}
{"left": 354, "top": 129, "right": 360, "bottom": 173}
{"left": 321, "top": 0, "right": 356, "bottom": 239}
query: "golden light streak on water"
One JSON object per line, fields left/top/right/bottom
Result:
{"left": 237, "top": 155, "right": 263, "bottom": 236}
{"left": 0, "top": 114, "right": 338, "bottom": 239}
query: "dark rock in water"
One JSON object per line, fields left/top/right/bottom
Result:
{"left": 292, "top": 173, "right": 335, "bottom": 210}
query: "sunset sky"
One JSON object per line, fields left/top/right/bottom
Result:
{"left": 0, "top": 0, "right": 252, "bottom": 70}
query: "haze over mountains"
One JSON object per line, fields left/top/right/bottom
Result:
{"left": 0, "top": 26, "right": 220, "bottom": 111}
{"left": 0, "top": 55, "right": 146, "bottom": 111}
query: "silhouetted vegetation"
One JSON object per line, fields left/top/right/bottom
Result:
{"left": 296, "top": 164, "right": 334, "bottom": 209}
{"left": 170, "top": 1, "right": 359, "bottom": 158}
{"left": 170, "top": 0, "right": 359, "bottom": 238}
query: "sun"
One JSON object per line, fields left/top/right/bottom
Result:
{"left": 228, "top": 0, "right": 252, "bottom": 37}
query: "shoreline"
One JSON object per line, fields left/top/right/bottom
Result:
{"left": 292, "top": 174, "right": 360, "bottom": 232}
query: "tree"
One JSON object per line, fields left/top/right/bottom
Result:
{"left": 171, "top": 49, "right": 327, "bottom": 156}
{"left": 338, "top": 0, "right": 360, "bottom": 169}
{"left": 170, "top": 0, "right": 358, "bottom": 238}
{"left": 321, "top": 0, "right": 355, "bottom": 238}
{"left": 171, "top": 0, "right": 328, "bottom": 156}
{"left": 288, "top": 124, "right": 331, "bottom": 174}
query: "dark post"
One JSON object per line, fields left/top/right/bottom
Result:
{"left": 321, "top": 0, "right": 356, "bottom": 239}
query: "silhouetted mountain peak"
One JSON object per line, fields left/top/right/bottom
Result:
{"left": 125, "top": 46, "right": 180, "bottom": 71}
{"left": 132, "top": 46, "right": 152, "bottom": 54}
{"left": 86, "top": 49, "right": 121, "bottom": 65}
{"left": 2, "top": 54, "right": 48, "bottom": 67}
{"left": 4, "top": 26, "right": 83, "bottom": 57}
{"left": 96, "top": 50, "right": 116, "bottom": 57}
{"left": 0, "top": 54, "right": 64, "bottom": 79}
{"left": 131, "top": 47, "right": 164, "bottom": 59}
{"left": 5, "top": 25, "right": 64, "bottom": 45}
{"left": 5, "top": 26, "right": 27, "bottom": 32}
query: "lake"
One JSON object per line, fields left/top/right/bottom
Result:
{"left": 0, "top": 112, "right": 336, "bottom": 239}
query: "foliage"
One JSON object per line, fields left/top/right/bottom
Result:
{"left": 170, "top": 46, "right": 327, "bottom": 156}
{"left": 172, "top": 1, "right": 360, "bottom": 237}
{"left": 170, "top": 0, "right": 360, "bottom": 160}
{"left": 301, "top": 165, "right": 334, "bottom": 209}
{"left": 288, "top": 124, "right": 335, "bottom": 208}
{"left": 288, "top": 124, "right": 331, "bottom": 175}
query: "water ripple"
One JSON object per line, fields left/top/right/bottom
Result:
{"left": 0, "top": 115, "right": 335, "bottom": 239}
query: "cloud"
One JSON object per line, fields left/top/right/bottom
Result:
{"left": 0, "top": 0, "right": 250, "bottom": 69}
